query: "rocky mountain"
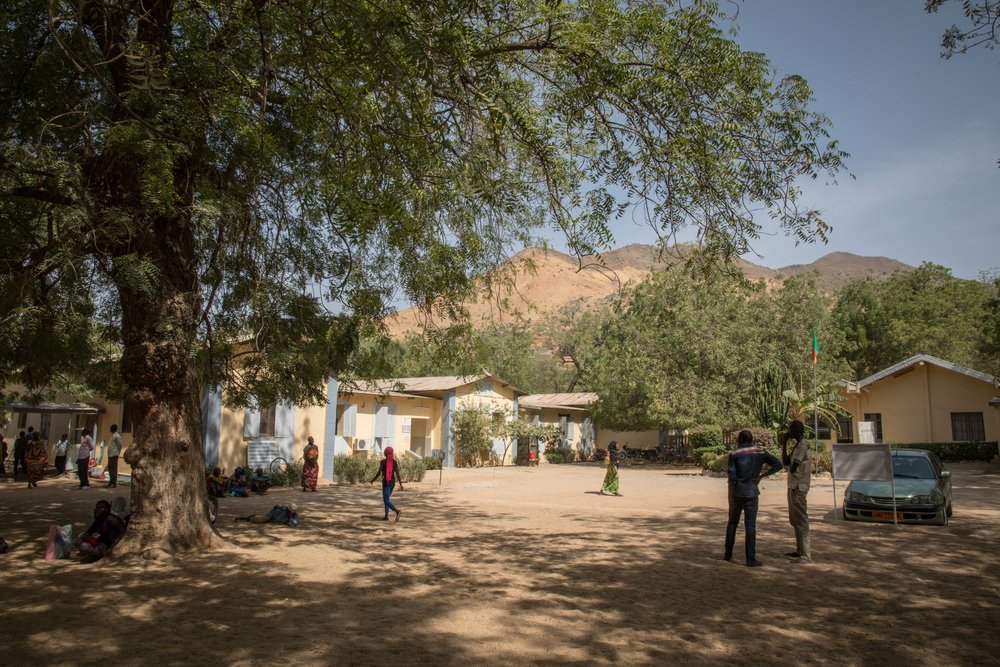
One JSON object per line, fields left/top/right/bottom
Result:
{"left": 385, "top": 245, "right": 912, "bottom": 337}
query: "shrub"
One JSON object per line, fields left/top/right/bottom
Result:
{"left": 423, "top": 456, "right": 442, "bottom": 470}
{"left": 692, "top": 445, "right": 726, "bottom": 469}
{"left": 890, "top": 442, "right": 998, "bottom": 462}
{"left": 707, "top": 452, "right": 729, "bottom": 474}
{"left": 543, "top": 447, "right": 568, "bottom": 464}
{"left": 454, "top": 408, "right": 492, "bottom": 467}
{"left": 688, "top": 427, "right": 723, "bottom": 450}
{"left": 270, "top": 461, "right": 304, "bottom": 487}
{"left": 748, "top": 428, "right": 775, "bottom": 450}
{"left": 333, "top": 455, "right": 378, "bottom": 484}
{"left": 398, "top": 458, "right": 427, "bottom": 483}
{"left": 807, "top": 442, "right": 831, "bottom": 474}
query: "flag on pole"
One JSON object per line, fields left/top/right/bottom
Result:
{"left": 811, "top": 332, "right": 819, "bottom": 364}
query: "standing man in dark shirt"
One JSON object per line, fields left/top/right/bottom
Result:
{"left": 12, "top": 431, "right": 28, "bottom": 477}
{"left": 724, "top": 430, "right": 783, "bottom": 567}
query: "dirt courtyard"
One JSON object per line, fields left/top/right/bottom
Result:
{"left": 2, "top": 461, "right": 999, "bottom": 666}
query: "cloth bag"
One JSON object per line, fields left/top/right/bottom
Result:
{"left": 45, "top": 524, "right": 73, "bottom": 560}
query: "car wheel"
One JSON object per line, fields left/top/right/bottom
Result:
{"left": 946, "top": 502, "right": 953, "bottom": 518}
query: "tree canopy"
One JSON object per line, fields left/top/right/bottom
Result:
{"left": 1, "top": 0, "right": 846, "bottom": 555}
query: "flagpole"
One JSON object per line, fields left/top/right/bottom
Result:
{"left": 812, "top": 332, "right": 819, "bottom": 441}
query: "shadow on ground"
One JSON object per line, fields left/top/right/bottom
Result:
{"left": 1, "top": 463, "right": 998, "bottom": 666}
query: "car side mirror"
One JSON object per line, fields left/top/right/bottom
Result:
{"left": 940, "top": 470, "right": 951, "bottom": 478}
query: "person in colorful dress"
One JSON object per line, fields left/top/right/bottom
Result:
{"left": 370, "top": 446, "right": 403, "bottom": 521}
{"left": 600, "top": 441, "right": 623, "bottom": 496}
{"left": 26, "top": 433, "right": 49, "bottom": 488}
{"left": 301, "top": 436, "right": 319, "bottom": 492}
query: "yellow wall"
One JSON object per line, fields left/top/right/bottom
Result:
{"left": 842, "top": 362, "right": 1000, "bottom": 443}
{"left": 339, "top": 392, "right": 442, "bottom": 461}
{"left": 218, "top": 402, "right": 246, "bottom": 473}
{"left": 596, "top": 429, "right": 659, "bottom": 450}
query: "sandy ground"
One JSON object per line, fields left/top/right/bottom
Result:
{"left": 2, "top": 461, "right": 999, "bottom": 666}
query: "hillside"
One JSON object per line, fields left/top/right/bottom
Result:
{"left": 384, "top": 245, "right": 912, "bottom": 337}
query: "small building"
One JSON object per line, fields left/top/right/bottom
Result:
{"left": 830, "top": 354, "right": 1000, "bottom": 444}
{"left": 518, "top": 392, "right": 598, "bottom": 460}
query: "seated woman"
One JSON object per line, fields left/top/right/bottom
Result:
{"left": 251, "top": 467, "right": 271, "bottom": 495}
{"left": 227, "top": 466, "right": 249, "bottom": 497}
{"left": 206, "top": 466, "right": 227, "bottom": 499}
{"left": 74, "top": 500, "right": 127, "bottom": 562}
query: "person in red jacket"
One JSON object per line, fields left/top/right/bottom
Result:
{"left": 370, "top": 446, "right": 404, "bottom": 521}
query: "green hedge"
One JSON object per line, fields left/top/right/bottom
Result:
{"left": 688, "top": 427, "right": 723, "bottom": 450}
{"left": 890, "top": 442, "right": 998, "bottom": 462}
{"left": 423, "top": 456, "right": 442, "bottom": 470}
{"left": 692, "top": 444, "right": 727, "bottom": 468}
{"left": 332, "top": 456, "right": 427, "bottom": 484}
{"left": 543, "top": 447, "right": 577, "bottom": 464}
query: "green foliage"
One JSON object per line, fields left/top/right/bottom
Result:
{"left": 833, "top": 264, "right": 992, "bottom": 378}
{"left": 422, "top": 456, "right": 442, "bottom": 471}
{"left": 333, "top": 455, "right": 378, "bottom": 485}
{"left": 0, "top": 0, "right": 848, "bottom": 547}
{"left": 750, "top": 365, "right": 792, "bottom": 431}
{"left": 689, "top": 428, "right": 724, "bottom": 451}
{"left": 397, "top": 458, "right": 427, "bottom": 483}
{"left": 782, "top": 383, "right": 850, "bottom": 438}
{"left": 926, "top": 0, "right": 1000, "bottom": 58}
{"left": 810, "top": 441, "right": 832, "bottom": 475}
{"left": 453, "top": 408, "right": 493, "bottom": 468}
{"left": 707, "top": 453, "right": 729, "bottom": 474}
{"left": 890, "top": 442, "right": 998, "bottom": 462}
{"left": 692, "top": 445, "right": 727, "bottom": 469}
{"left": 391, "top": 324, "right": 575, "bottom": 395}
{"left": 747, "top": 428, "right": 776, "bottom": 451}
{"left": 333, "top": 455, "right": 425, "bottom": 483}
{"left": 269, "top": 461, "right": 304, "bottom": 487}
{"left": 543, "top": 446, "right": 577, "bottom": 464}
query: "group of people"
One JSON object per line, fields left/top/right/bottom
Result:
{"left": 597, "top": 422, "right": 812, "bottom": 567}
{"left": 1, "top": 425, "right": 123, "bottom": 491}
{"left": 724, "top": 420, "right": 811, "bottom": 566}
{"left": 206, "top": 465, "right": 273, "bottom": 498}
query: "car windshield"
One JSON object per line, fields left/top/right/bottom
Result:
{"left": 892, "top": 456, "right": 936, "bottom": 479}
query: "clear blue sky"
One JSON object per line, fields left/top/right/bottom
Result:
{"left": 595, "top": 0, "right": 1000, "bottom": 279}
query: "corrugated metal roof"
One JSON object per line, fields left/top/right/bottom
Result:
{"left": 856, "top": 354, "right": 997, "bottom": 389}
{"left": 363, "top": 373, "right": 526, "bottom": 396}
{"left": 5, "top": 401, "right": 105, "bottom": 414}
{"left": 519, "top": 392, "right": 598, "bottom": 410}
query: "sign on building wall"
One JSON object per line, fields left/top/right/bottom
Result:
{"left": 858, "top": 421, "right": 877, "bottom": 444}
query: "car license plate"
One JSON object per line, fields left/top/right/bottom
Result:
{"left": 873, "top": 511, "right": 903, "bottom": 520}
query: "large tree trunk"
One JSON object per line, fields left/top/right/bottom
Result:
{"left": 78, "top": 0, "right": 224, "bottom": 557}
{"left": 115, "top": 223, "right": 225, "bottom": 558}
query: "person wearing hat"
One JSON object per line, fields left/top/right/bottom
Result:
{"left": 724, "top": 430, "right": 783, "bottom": 566}
{"left": 370, "top": 446, "right": 404, "bottom": 521}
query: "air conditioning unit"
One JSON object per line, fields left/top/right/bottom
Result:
{"left": 356, "top": 439, "right": 368, "bottom": 450}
